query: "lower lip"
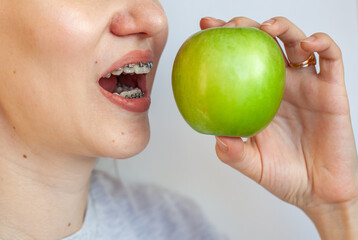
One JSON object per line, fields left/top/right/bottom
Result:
{"left": 98, "top": 75, "right": 151, "bottom": 113}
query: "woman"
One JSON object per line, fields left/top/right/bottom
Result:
{"left": 0, "top": 0, "right": 356, "bottom": 239}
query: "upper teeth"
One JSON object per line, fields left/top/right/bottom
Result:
{"left": 103, "top": 61, "right": 153, "bottom": 78}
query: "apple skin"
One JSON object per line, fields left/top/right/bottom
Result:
{"left": 171, "top": 27, "right": 286, "bottom": 137}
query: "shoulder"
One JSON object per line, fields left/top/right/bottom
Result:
{"left": 89, "top": 169, "right": 226, "bottom": 240}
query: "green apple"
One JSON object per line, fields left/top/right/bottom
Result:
{"left": 172, "top": 27, "right": 286, "bottom": 137}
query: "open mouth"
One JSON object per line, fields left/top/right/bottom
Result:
{"left": 98, "top": 61, "right": 153, "bottom": 99}
{"left": 98, "top": 49, "right": 154, "bottom": 113}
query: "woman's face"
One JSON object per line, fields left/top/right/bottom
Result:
{"left": 0, "top": 0, "right": 168, "bottom": 159}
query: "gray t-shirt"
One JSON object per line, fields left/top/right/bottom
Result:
{"left": 63, "top": 170, "right": 225, "bottom": 240}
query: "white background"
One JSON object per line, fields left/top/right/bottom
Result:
{"left": 96, "top": 0, "right": 358, "bottom": 239}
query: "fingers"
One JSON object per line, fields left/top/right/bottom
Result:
{"left": 200, "top": 16, "right": 260, "bottom": 30}
{"left": 260, "top": 17, "right": 315, "bottom": 72}
{"left": 224, "top": 17, "right": 260, "bottom": 28}
{"left": 201, "top": 16, "right": 344, "bottom": 83}
{"left": 200, "top": 17, "right": 226, "bottom": 30}
{"left": 215, "top": 136, "right": 262, "bottom": 183}
{"left": 300, "top": 33, "right": 344, "bottom": 83}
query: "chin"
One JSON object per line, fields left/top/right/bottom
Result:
{"left": 112, "top": 130, "right": 150, "bottom": 159}
{"left": 86, "top": 116, "right": 151, "bottom": 159}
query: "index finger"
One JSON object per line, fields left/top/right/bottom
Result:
{"left": 200, "top": 17, "right": 226, "bottom": 30}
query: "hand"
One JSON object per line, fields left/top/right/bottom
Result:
{"left": 201, "top": 16, "right": 358, "bottom": 238}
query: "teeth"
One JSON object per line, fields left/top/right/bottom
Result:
{"left": 119, "top": 88, "right": 144, "bottom": 99}
{"left": 113, "top": 82, "right": 144, "bottom": 99}
{"left": 123, "top": 65, "right": 135, "bottom": 74}
{"left": 103, "top": 61, "right": 152, "bottom": 78}
{"left": 102, "top": 61, "right": 152, "bottom": 80}
{"left": 133, "top": 64, "right": 150, "bottom": 74}
{"left": 112, "top": 68, "right": 123, "bottom": 76}
{"left": 115, "top": 86, "right": 123, "bottom": 93}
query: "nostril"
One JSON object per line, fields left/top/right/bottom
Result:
{"left": 109, "top": 13, "right": 136, "bottom": 36}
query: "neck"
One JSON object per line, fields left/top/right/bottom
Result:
{"left": 0, "top": 123, "right": 97, "bottom": 240}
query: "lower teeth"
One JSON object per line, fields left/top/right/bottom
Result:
{"left": 113, "top": 84, "right": 144, "bottom": 99}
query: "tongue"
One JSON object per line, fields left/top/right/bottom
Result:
{"left": 99, "top": 76, "right": 117, "bottom": 93}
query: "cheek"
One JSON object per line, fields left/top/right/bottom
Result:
{"left": 28, "top": 6, "right": 101, "bottom": 64}
{"left": 1, "top": 1, "right": 106, "bottom": 74}
{"left": 0, "top": 2, "right": 103, "bottom": 148}
{"left": 0, "top": 2, "right": 104, "bottom": 99}
{"left": 3, "top": 2, "right": 103, "bottom": 122}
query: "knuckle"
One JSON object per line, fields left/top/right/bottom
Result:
{"left": 271, "top": 17, "right": 298, "bottom": 35}
{"left": 272, "top": 16, "right": 289, "bottom": 23}
{"left": 313, "top": 32, "right": 330, "bottom": 39}
{"left": 335, "top": 45, "right": 343, "bottom": 59}
{"left": 266, "top": 18, "right": 290, "bottom": 36}
{"left": 230, "top": 16, "right": 248, "bottom": 24}
{"left": 314, "top": 32, "right": 342, "bottom": 57}
{"left": 229, "top": 17, "right": 259, "bottom": 27}
{"left": 337, "top": 46, "right": 343, "bottom": 58}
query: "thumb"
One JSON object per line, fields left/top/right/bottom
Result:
{"left": 215, "top": 136, "right": 263, "bottom": 183}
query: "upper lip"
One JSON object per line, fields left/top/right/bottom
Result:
{"left": 100, "top": 49, "right": 154, "bottom": 79}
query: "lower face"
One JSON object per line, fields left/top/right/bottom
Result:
{"left": 0, "top": 0, "right": 168, "bottom": 159}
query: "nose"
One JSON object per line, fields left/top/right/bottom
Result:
{"left": 110, "top": 0, "right": 167, "bottom": 38}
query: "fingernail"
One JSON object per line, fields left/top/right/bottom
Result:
{"left": 301, "top": 36, "right": 316, "bottom": 43}
{"left": 224, "top": 22, "right": 236, "bottom": 27}
{"left": 261, "top": 19, "right": 276, "bottom": 26}
{"left": 215, "top": 136, "right": 228, "bottom": 152}
{"left": 202, "top": 17, "right": 217, "bottom": 21}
